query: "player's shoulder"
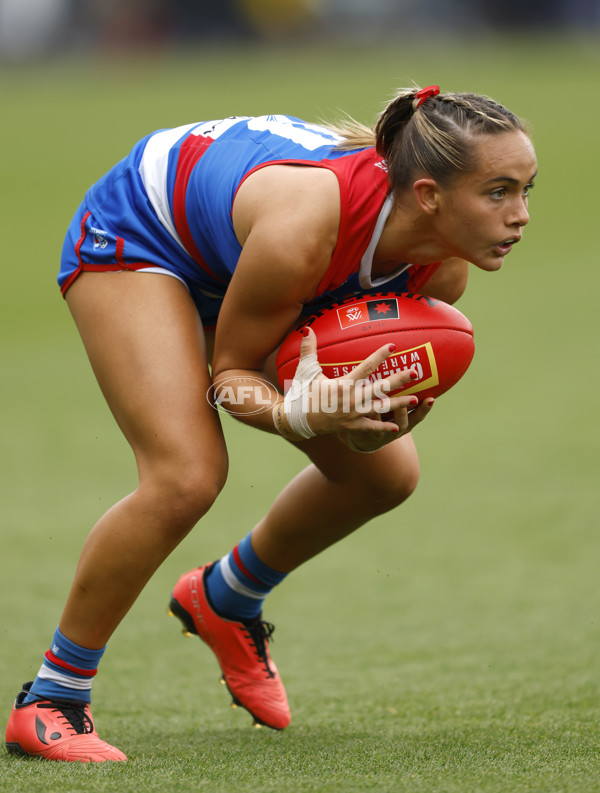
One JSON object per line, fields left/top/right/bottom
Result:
{"left": 240, "top": 159, "right": 340, "bottom": 196}
{"left": 233, "top": 164, "right": 340, "bottom": 251}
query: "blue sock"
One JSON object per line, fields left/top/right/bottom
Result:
{"left": 206, "top": 533, "right": 288, "bottom": 622}
{"left": 24, "top": 627, "right": 105, "bottom": 704}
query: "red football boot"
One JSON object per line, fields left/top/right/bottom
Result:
{"left": 169, "top": 564, "right": 291, "bottom": 730}
{"left": 5, "top": 683, "right": 126, "bottom": 762}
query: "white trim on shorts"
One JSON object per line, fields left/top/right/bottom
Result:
{"left": 137, "top": 266, "right": 190, "bottom": 293}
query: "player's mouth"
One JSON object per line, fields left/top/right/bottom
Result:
{"left": 493, "top": 235, "right": 521, "bottom": 256}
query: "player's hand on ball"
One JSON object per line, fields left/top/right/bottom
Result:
{"left": 294, "top": 327, "right": 432, "bottom": 447}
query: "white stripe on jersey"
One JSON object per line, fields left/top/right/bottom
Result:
{"left": 36, "top": 664, "right": 93, "bottom": 691}
{"left": 247, "top": 115, "right": 342, "bottom": 151}
{"left": 138, "top": 122, "right": 201, "bottom": 251}
{"left": 220, "top": 555, "right": 264, "bottom": 600}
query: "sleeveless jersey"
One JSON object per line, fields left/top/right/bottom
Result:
{"left": 59, "top": 115, "right": 440, "bottom": 321}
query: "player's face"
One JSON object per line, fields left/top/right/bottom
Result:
{"left": 436, "top": 130, "right": 537, "bottom": 271}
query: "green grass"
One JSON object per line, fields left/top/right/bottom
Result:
{"left": 1, "top": 36, "right": 600, "bottom": 792}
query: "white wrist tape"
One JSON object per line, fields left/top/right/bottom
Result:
{"left": 282, "top": 353, "right": 322, "bottom": 439}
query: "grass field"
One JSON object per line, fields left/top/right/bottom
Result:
{"left": 1, "top": 35, "right": 600, "bottom": 793}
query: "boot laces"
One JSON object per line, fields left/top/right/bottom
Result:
{"left": 243, "top": 618, "right": 276, "bottom": 677}
{"left": 38, "top": 699, "right": 94, "bottom": 735}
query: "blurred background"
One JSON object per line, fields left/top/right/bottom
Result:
{"left": 1, "top": 0, "right": 599, "bottom": 60}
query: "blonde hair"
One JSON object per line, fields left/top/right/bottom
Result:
{"left": 324, "top": 115, "right": 376, "bottom": 150}
{"left": 324, "top": 87, "right": 529, "bottom": 195}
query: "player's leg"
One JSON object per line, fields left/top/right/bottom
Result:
{"left": 60, "top": 271, "right": 228, "bottom": 645}
{"left": 250, "top": 433, "right": 420, "bottom": 571}
{"left": 6, "top": 271, "right": 228, "bottom": 762}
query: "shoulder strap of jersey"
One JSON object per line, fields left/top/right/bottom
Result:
{"left": 314, "top": 148, "right": 389, "bottom": 296}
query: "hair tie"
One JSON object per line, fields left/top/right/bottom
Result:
{"left": 413, "top": 85, "right": 440, "bottom": 110}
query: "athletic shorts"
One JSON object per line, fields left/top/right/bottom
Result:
{"left": 58, "top": 201, "right": 225, "bottom": 328}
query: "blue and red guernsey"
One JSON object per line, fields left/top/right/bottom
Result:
{"left": 59, "top": 115, "right": 439, "bottom": 317}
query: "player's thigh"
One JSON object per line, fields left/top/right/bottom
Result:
{"left": 65, "top": 272, "right": 227, "bottom": 485}
{"left": 300, "top": 432, "right": 420, "bottom": 505}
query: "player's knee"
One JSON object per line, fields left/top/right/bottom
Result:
{"left": 369, "top": 458, "right": 420, "bottom": 513}
{"left": 142, "top": 453, "right": 228, "bottom": 529}
{"left": 176, "top": 466, "right": 227, "bottom": 522}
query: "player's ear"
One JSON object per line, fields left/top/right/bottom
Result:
{"left": 413, "top": 178, "right": 441, "bottom": 215}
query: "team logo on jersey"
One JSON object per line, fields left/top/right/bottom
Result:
{"left": 337, "top": 298, "right": 399, "bottom": 330}
{"left": 90, "top": 226, "right": 109, "bottom": 250}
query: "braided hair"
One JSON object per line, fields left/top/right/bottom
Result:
{"left": 375, "top": 86, "right": 529, "bottom": 195}
{"left": 327, "top": 86, "right": 528, "bottom": 197}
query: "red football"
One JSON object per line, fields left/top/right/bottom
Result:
{"left": 276, "top": 292, "right": 475, "bottom": 402}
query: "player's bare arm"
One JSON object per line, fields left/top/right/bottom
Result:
{"left": 214, "top": 165, "right": 340, "bottom": 367}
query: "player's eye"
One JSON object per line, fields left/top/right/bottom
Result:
{"left": 489, "top": 187, "right": 506, "bottom": 200}
{"left": 522, "top": 182, "right": 535, "bottom": 197}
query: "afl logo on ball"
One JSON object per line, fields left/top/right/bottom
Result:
{"left": 337, "top": 298, "right": 399, "bottom": 329}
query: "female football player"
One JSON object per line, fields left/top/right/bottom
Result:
{"left": 5, "top": 86, "right": 536, "bottom": 761}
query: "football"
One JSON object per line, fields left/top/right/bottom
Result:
{"left": 276, "top": 292, "right": 475, "bottom": 402}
